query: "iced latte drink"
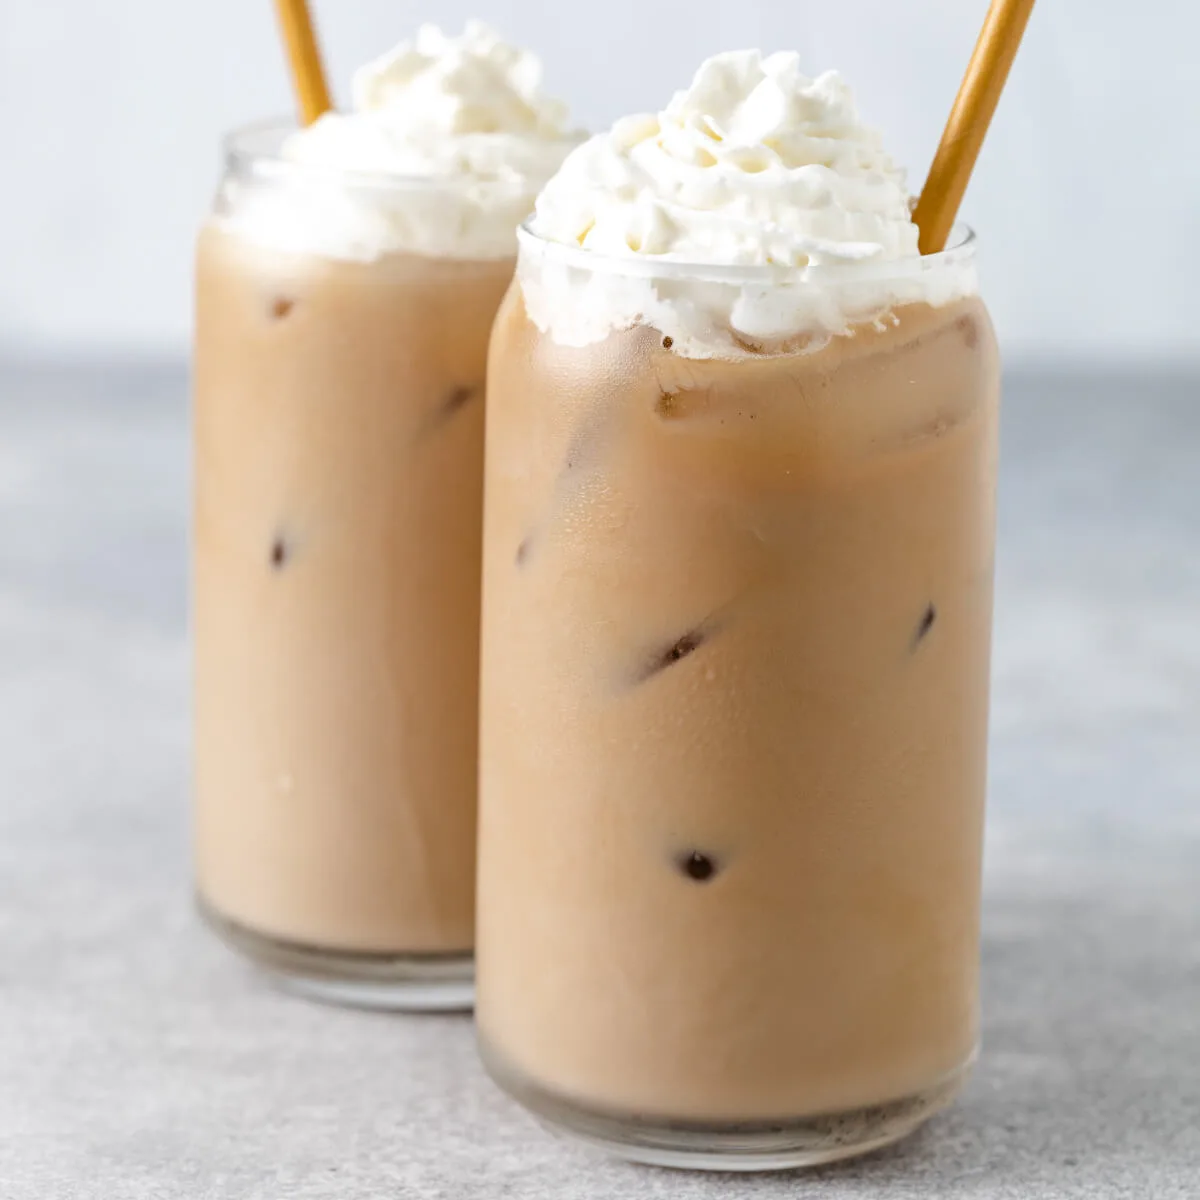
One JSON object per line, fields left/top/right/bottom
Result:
{"left": 477, "top": 53, "right": 1000, "bottom": 1163}
{"left": 193, "top": 24, "right": 575, "bottom": 1008}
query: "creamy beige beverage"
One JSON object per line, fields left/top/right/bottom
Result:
{"left": 192, "top": 23, "right": 575, "bottom": 1008}
{"left": 476, "top": 50, "right": 1000, "bottom": 1163}
{"left": 195, "top": 236, "right": 509, "bottom": 956}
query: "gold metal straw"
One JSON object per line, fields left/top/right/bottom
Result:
{"left": 272, "top": 0, "right": 333, "bottom": 125}
{"left": 912, "top": 0, "right": 1037, "bottom": 254}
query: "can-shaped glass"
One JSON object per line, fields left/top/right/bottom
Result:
{"left": 476, "top": 225, "right": 1000, "bottom": 1166}
{"left": 192, "top": 123, "right": 520, "bottom": 1009}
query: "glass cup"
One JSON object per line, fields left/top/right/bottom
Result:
{"left": 192, "top": 123, "right": 524, "bottom": 1010}
{"left": 476, "top": 226, "right": 1000, "bottom": 1166}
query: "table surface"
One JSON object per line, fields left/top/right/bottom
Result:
{"left": 0, "top": 361, "right": 1196, "bottom": 1199}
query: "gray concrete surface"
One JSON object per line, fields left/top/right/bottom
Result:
{"left": 0, "top": 362, "right": 1196, "bottom": 1198}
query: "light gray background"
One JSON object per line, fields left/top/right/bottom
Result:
{"left": 0, "top": 0, "right": 1196, "bottom": 363}
{"left": 1, "top": 365, "right": 1197, "bottom": 1198}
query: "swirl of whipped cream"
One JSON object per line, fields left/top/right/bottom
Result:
{"left": 522, "top": 50, "right": 975, "bottom": 355}
{"left": 535, "top": 51, "right": 917, "bottom": 266}
{"left": 218, "top": 23, "right": 579, "bottom": 261}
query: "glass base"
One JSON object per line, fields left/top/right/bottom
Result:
{"left": 198, "top": 896, "right": 474, "bottom": 1012}
{"left": 480, "top": 1033, "right": 973, "bottom": 1171}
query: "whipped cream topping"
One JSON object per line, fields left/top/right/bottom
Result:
{"left": 521, "top": 50, "right": 976, "bottom": 356}
{"left": 217, "top": 23, "right": 577, "bottom": 261}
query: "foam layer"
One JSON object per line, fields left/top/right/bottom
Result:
{"left": 217, "top": 23, "right": 578, "bottom": 261}
{"left": 522, "top": 50, "right": 976, "bottom": 355}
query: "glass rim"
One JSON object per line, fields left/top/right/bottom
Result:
{"left": 222, "top": 117, "right": 583, "bottom": 194}
{"left": 516, "top": 219, "right": 978, "bottom": 287}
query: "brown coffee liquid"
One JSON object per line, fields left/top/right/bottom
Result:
{"left": 193, "top": 227, "right": 511, "bottom": 954}
{"left": 477, "top": 291, "right": 999, "bottom": 1120}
